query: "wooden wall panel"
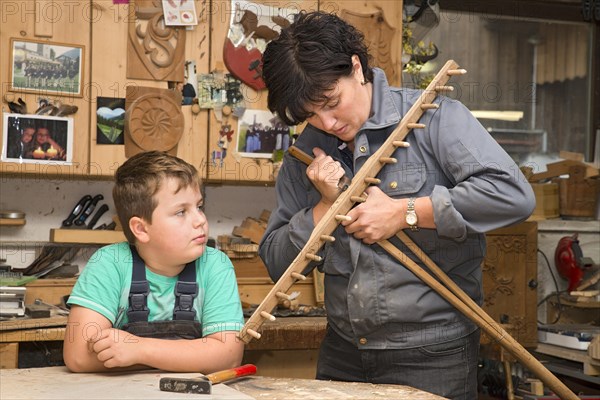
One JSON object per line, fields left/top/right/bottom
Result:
{"left": 483, "top": 221, "right": 538, "bottom": 347}
{"left": 205, "top": 0, "right": 317, "bottom": 184}
{"left": 88, "top": 0, "right": 210, "bottom": 178}
{"left": 332, "top": 1, "right": 403, "bottom": 87}
{"left": 0, "top": 0, "right": 91, "bottom": 177}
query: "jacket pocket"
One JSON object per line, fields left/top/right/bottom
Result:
{"left": 377, "top": 161, "right": 426, "bottom": 197}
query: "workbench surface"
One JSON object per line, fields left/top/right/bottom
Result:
{"left": 0, "top": 366, "right": 446, "bottom": 399}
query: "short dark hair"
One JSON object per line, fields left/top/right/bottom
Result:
{"left": 262, "top": 11, "right": 373, "bottom": 126}
{"left": 113, "top": 151, "right": 202, "bottom": 243}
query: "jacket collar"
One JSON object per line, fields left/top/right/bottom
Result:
{"left": 361, "top": 68, "right": 403, "bottom": 131}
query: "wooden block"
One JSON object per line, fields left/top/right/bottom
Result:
{"left": 0, "top": 343, "right": 19, "bottom": 369}
{"left": 570, "top": 290, "right": 600, "bottom": 297}
{"left": 559, "top": 151, "right": 585, "bottom": 162}
{"left": 225, "top": 251, "right": 256, "bottom": 259}
{"left": 230, "top": 243, "right": 259, "bottom": 253}
{"left": 529, "top": 183, "right": 559, "bottom": 219}
{"left": 312, "top": 270, "right": 325, "bottom": 306}
{"left": 259, "top": 210, "right": 271, "bottom": 223}
{"left": 25, "top": 304, "right": 51, "bottom": 318}
{"left": 588, "top": 336, "right": 600, "bottom": 360}
{"left": 529, "top": 159, "right": 599, "bottom": 182}
{"left": 0, "top": 218, "right": 26, "bottom": 226}
{"left": 24, "top": 279, "right": 76, "bottom": 306}
{"left": 232, "top": 223, "right": 265, "bottom": 245}
{"left": 50, "top": 229, "right": 126, "bottom": 245}
{"left": 555, "top": 172, "right": 600, "bottom": 218}
{"left": 232, "top": 257, "right": 270, "bottom": 279}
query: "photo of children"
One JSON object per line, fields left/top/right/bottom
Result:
{"left": 2, "top": 113, "right": 73, "bottom": 164}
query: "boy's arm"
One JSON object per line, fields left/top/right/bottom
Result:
{"left": 65, "top": 305, "right": 244, "bottom": 373}
{"left": 115, "top": 330, "right": 244, "bottom": 373}
{"left": 63, "top": 305, "right": 117, "bottom": 372}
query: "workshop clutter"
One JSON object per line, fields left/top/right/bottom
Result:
{"left": 218, "top": 209, "right": 270, "bottom": 259}
{"left": 221, "top": 210, "right": 324, "bottom": 314}
{"left": 525, "top": 151, "right": 599, "bottom": 220}
{"left": 50, "top": 194, "right": 125, "bottom": 245}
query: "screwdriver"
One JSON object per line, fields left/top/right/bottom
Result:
{"left": 288, "top": 146, "right": 352, "bottom": 191}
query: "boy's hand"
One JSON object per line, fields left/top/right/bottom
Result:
{"left": 89, "top": 328, "right": 142, "bottom": 369}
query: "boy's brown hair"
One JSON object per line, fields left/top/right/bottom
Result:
{"left": 113, "top": 151, "right": 202, "bottom": 243}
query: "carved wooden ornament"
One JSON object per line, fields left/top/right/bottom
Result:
{"left": 341, "top": 8, "right": 397, "bottom": 84}
{"left": 127, "top": 0, "right": 186, "bottom": 81}
{"left": 124, "top": 86, "right": 184, "bottom": 157}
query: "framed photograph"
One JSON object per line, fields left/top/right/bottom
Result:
{"left": 2, "top": 113, "right": 74, "bottom": 165}
{"left": 236, "top": 109, "right": 295, "bottom": 158}
{"left": 9, "top": 38, "right": 84, "bottom": 97}
{"left": 96, "top": 97, "right": 126, "bottom": 145}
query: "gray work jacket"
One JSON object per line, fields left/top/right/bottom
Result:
{"left": 259, "top": 68, "right": 535, "bottom": 349}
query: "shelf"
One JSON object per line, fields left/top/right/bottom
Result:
{"left": 50, "top": 229, "right": 126, "bottom": 245}
{"left": 0, "top": 218, "right": 26, "bottom": 226}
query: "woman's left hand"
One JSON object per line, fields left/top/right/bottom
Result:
{"left": 342, "top": 186, "right": 404, "bottom": 244}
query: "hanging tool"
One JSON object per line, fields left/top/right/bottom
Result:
{"left": 62, "top": 195, "right": 92, "bottom": 227}
{"left": 159, "top": 364, "right": 257, "bottom": 394}
{"left": 74, "top": 194, "right": 104, "bottom": 227}
{"left": 86, "top": 204, "right": 109, "bottom": 230}
{"left": 288, "top": 145, "right": 352, "bottom": 191}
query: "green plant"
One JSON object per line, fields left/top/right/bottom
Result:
{"left": 402, "top": 19, "right": 436, "bottom": 89}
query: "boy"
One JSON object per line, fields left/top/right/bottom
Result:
{"left": 63, "top": 151, "right": 244, "bottom": 373}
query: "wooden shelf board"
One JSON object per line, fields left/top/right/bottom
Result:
{"left": 0, "top": 218, "right": 25, "bottom": 226}
{"left": 50, "top": 229, "right": 126, "bottom": 244}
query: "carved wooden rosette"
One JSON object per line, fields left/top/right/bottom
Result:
{"left": 124, "top": 86, "right": 184, "bottom": 157}
{"left": 127, "top": 0, "right": 186, "bottom": 81}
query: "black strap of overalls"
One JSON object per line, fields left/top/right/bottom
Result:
{"left": 173, "top": 262, "right": 198, "bottom": 320}
{"left": 127, "top": 246, "right": 198, "bottom": 322}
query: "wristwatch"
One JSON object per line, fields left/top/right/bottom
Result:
{"left": 406, "top": 197, "right": 418, "bottom": 231}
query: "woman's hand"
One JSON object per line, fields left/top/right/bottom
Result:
{"left": 306, "top": 147, "right": 346, "bottom": 206}
{"left": 342, "top": 186, "right": 404, "bottom": 244}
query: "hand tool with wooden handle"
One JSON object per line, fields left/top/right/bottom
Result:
{"left": 288, "top": 145, "right": 352, "bottom": 191}
{"left": 159, "top": 364, "right": 257, "bottom": 394}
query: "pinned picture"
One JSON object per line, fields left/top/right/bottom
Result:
{"left": 162, "top": 0, "right": 198, "bottom": 26}
{"left": 197, "top": 72, "right": 243, "bottom": 110}
{"left": 224, "top": 0, "right": 297, "bottom": 90}
{"left": 2, "top": 113, "right": 74, "bottom": 164}
{"left": 236, "top": 109, "right": 295, "bottom": 158}
{"left": 9, "top": 38, "right": 84, "bottom": 97}
{"left": 96, "top": 97, "right": 126, "bottom": 145}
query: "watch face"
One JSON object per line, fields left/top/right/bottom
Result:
{"left": 406, "top": 213, "right": 418, "bottom": 225}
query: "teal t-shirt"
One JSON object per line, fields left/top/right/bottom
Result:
{"left": 68, "top": 242, "right": 244, "bottom": 336}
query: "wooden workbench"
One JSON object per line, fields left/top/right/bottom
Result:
{"left": 0, "top": 316, "right": 327, "bottom": 375}
{"left": 0, "top": 366, "right": 446, "bottom": 399}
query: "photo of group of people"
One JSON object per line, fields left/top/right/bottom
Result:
{"left": 2, "top": 114, "right": 73, "bottom": 164}
{"left": 237, "top": 110, "right": 295, "bottom": 158}
{"left": 9, "top": 39, "right": 83, "bottom": 97}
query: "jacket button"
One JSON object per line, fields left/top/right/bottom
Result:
{"left": 359, "top": 146, "right": 367, "bottom": 153}
{"left": 389, "top": 181, "right": 398, "bottom": 189}
{"left": 359, "top": 337, "right": 367, "bottom": 345}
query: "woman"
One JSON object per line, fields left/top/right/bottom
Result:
{"left": 258, "top": 11, "right": 535, "bottom": 399}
